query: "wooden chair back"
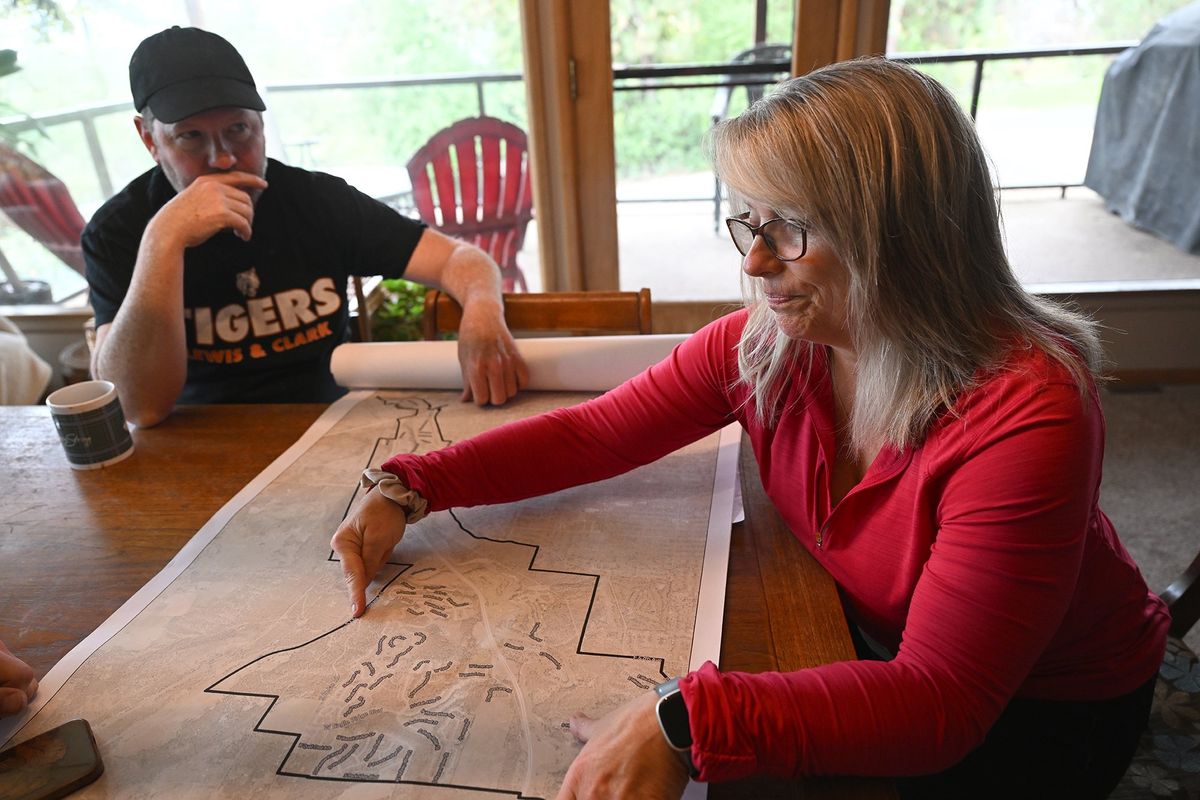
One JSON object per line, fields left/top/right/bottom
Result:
{"left": 406, "top": 117, "right": 534, "bottom": 293}
{"left": 422, "top": 288, "right": 652, "bottom": 340}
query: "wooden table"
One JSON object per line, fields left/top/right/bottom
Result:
{"left": 0, "top": 403, "right": 893, "bottom": 799}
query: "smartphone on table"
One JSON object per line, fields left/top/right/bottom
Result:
{"left": 0, "top": 719, "right": 104, "bottom": 800}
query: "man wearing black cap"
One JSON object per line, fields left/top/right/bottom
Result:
{"left": 83, "top": 27, "right": 528, "bottom": 427}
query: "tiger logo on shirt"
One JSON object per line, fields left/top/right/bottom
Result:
{"left": 236, "top": 267, "right": 261, "bottom": 299}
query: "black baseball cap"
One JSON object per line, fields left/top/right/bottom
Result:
{"left": 129, "top": 26, "right": 266, "bottom": 123}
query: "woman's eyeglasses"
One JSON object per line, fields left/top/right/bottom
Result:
{"left": 725, "top": 212, "right": 808, "bottom": 261}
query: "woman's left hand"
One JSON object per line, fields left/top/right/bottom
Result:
{"left": 555, "top": 690, "right": 690, "bottom": 800}
{"left": 330, "top": 489, "right": 411, "bottom": 617}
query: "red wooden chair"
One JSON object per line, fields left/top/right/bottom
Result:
{"left": 405, "top": 116, "right": 533, "bottom": 293}
{"left": 0, "top": 143, "right": 87, "bottom": 275}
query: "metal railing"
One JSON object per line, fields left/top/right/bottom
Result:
{"left": 611, "top": 41, "right": 1136, "bottom": 200}
{"left": 2, "top": 100, "right": 131, "bottom": 198}
{"left": 892, "top": 42, "right": 1135, "bottom": 120}
{"left": 612, "top": 41, "right": 1135, "bottom": 113}
{"left": 0, "top": 72, "right": 525, "bottom": 204}
{"left": 265, "top": 70, "right": 521, "bottom": 113}
{"left": 0, "top": 41, "right": 1137, "bottom": 221}
{"left": 894, "top": 42, "right": 1136, "bottom": 194}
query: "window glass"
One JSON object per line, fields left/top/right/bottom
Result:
{"left": 1, "top": 0, "right": 533, "bottom": 302}
{"left": 886, "top": 1, "right": 1191, "bottom": 188}
{"left": 887, "top": 0, "right": 1188, "bottom": 52}
{"left": 611, "top": 0, "right": 794, "bottom": 301}
{"left": 885, "top": 0, "right": 1196, "bottom": 288}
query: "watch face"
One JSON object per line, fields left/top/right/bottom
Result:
{"left": 657, "top": 690, "right": 692, "bottom": 750}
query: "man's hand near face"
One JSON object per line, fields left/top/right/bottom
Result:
{"left": 151, "top": 171, "right": 268, "bottom": 246}
{"left": 91, "top": 171, "right": 268, "bottom": 428}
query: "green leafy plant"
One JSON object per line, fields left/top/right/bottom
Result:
{"left": 2, "top": 0, "right": 67, "bottom": 153}
{"left": 0, "top": 48, "right": 44, "bottom": 153}
{"left": 370, "top": 278, "right": 427, "bottom": 341}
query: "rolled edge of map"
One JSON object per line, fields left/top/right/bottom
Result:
{"left": 330, "top": 334, "right": 689, "bottom": 392}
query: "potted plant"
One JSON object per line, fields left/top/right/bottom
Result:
{"left": 371, "top": 278, "right": 427, "bottom": 341}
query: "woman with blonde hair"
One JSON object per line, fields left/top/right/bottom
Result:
{"left": 332, "top": 58, "right": 1166, "bottom": 798}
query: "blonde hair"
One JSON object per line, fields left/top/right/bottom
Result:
{"left": 710, "top": 57, "right": 1102, "bottom": 453}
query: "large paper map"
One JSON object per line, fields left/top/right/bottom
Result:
{"left": 3, "top": 389, "right": 736, "bottom": 799}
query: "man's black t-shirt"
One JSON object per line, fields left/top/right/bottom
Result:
{"left": 83, "top": 159, "right": 426, "bottom": 403}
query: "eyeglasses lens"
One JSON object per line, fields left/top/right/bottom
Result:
{"left": 727, "top": 218, "right": 806, "bottom": 261}
{"left": 728, "top": 221, "right": 754, "bottom": 256}
{"left": 766, "top": 221, "right": 805, "bottom": 260}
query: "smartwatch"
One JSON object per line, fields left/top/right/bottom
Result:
{"left": 654, "top": 677, "right": 698, "bottom": 778}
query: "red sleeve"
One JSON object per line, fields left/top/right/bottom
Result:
{"left": 683, "top": 374, "right": 1105, "bottom": 780}
{"left": 380, "top": 313, "right": 745, "bottom": 509}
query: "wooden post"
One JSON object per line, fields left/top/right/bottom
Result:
{"left": 792, "top": 0, "right": 891, "bottom": 76}
{"left": 519, "top": 0, "right": 620, "bottom": 291}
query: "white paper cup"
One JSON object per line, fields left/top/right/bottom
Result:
{"left": 46, "top": 380, "right": 135, "bottom": 470}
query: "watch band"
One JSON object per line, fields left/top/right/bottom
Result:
{"left": 654, "top": 677, "right": 699, "bottom": 779}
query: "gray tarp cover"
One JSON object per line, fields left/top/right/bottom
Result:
{"left": 1084, "top": 2, "right": 1200, "bottom": 254}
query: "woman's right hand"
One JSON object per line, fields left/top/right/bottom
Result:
{"left": 330, "top": 489, "right": 411, "bottom": 617}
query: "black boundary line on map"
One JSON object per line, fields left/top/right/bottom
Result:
{"left": 204, "top": 392, "right": 678, "bottom": 799}
{"left": 440, "top": 508, "right": 669, "bottom": 674}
